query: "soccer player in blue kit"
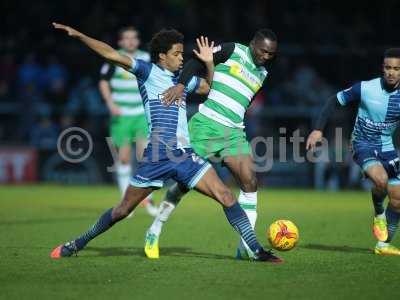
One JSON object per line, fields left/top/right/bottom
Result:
{"left": 307, "top": 48, "right": 400, "bottom": 255}
{"left": 50, "top": 23, "right": 282, "bottom": 263}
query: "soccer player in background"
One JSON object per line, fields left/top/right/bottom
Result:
{"left": 50, "top": 23, "right": 282, "bottom": 263}
{"left": 99, "top": 26, "right": 157, "bottom": 217}
{"left": 306, "top": 48, "right": 400, "bottom": 255}
{"left": 145, "top": 29, "right": 278, "bottom": 260}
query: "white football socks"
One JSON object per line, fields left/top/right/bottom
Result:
{"left": 377, "top": 241, "right": 389, "bottom": 247}
{"left": 238, "top": 190, "right": 258, "bottom": 255}
{"left": 148, "top": 184, "right": 187, "bottom": 236}
{"left": 148, "top": 201, "right": 176, "bottom": 236}
{"left": 144, "top": 193, "right": 158, "bottom": 217}
{"left": 116, "top": 163, "right": 131, "bottom": 196}
{"left": 376, "top": 212, "right": 386, "bottom": 219}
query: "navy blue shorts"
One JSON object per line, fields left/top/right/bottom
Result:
{"left": 352, "top": 145, "right": 400, "bottom": 185}
{"left": 130, "top": 148, "right": 211, "bottom": 189}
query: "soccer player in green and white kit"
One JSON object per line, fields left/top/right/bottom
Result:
{"left": 144, "top": 29, "right": 278, "bottom": 259}
{"left": 99, "top": 26, "right": 157, "bottom": 216}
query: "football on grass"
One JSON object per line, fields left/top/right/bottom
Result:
{"left": 267, "top": 220, "right": 299, "bottom": 251}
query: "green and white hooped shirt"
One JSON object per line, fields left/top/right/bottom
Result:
{"left": 199, "top": 43, "right": 268, "bottom": 128}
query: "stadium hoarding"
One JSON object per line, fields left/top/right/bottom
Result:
{"left": 0, "top": 147, "right": 37, "bottom": 183}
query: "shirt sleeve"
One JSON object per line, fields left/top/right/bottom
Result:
{"left": 213, "top": 42, "right": 235, "bottom": 65}
{"left": 128, "top": 58, "right": 152, "bottom": 82}
{"left": 99, "top": 63, "right": 115, "bottom": 81}
{"left": 177, "top": 43, "right": 235, "bottom": 86}
{"left": 336, "top": 82, "right": 361, "bottom": 106}
{"left": 185, "top": 76, "right": 200, "bottom": 94}
{"left": 314, "top": 95, "right": 342, "bottom": 130}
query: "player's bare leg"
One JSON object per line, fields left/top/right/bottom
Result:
{"left": 194, "top": 167, "right": 236, "bottom": 207}
{"left": 113, "top": 186, "right": 154, "bottom": 220}
{"left": 223, "top": 154, "right": 258, "bottom": 258}
{"left": 193, "top": 167, "right": 282, "bottom": 263}
{"left": 223, "top": 154, "right": 257, "bottom": 193}
{"left": 145, "top": 171, "right": 231, "bottom": 260}
{"left": 51, "top": 186, "right": 153, "bottom": 258}
{"left": 364, "top": 164, "right": 388, "bottom": 242}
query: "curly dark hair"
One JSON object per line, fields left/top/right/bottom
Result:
{"left": 149, "top": 29, "right": 184, "bottom": 63}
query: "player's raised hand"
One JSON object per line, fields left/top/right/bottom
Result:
{"left": 52, "top": 22, "right": 82, "bottom": 38}
{"left": 306, "top": 130, "right": 323, "bottom": 151}
{"left": 161, "top": 36, "right": 214, "bottom": 106}
{"left": 193, "top": 36, "right": 214, "bottom": 64}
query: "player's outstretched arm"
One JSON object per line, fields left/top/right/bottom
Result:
{"left": 306, "top": 95, "right": 341, "bottom": 151}
{"left": 307, "top": 82, "right": 362, "bottom": 150}
{"left": 52, "top": 22, "right": 132, "bottom": 70}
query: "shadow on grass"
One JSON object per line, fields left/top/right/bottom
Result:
{"left": 85, "top": 246, "right": 236, "bottom": 261}
{"left": 300, "top": 243, "right": 371, "bottom": 254}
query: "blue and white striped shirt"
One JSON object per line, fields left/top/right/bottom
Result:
{"left": 337, "top": 77, "right": 400, "bottom": 151}
{"left": 129, "top": 59, "right": 200, "bottom": 158}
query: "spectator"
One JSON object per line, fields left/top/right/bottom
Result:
{"left": 42, "top": 55, "right": 69, "bottom": 109}
{"left": 63, "top": 77, "right": 106, "bottom": 136}
{"left": 64, "top": 77, "right": 105, "bottom": 117}
{"left": 17, "top": 53, "right": 44, "bottom": 91}
{"left": 30, "top": 111, "right": 59, "bottom": 150}
{"left": 0, "top": 53, "right": 17, "bottom": 100}
{"left": 280, "top": 62, "right": 334, "bottom": 107}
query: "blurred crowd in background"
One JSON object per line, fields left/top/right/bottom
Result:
{"left": 1, "top": 0, "right": 399, "bottom": 188}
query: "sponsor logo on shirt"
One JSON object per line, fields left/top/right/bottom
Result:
{"left": 362, "top": 117, "right": 398, "bottom": 130}
{"left": 229, "top": 63, "right": 261, "bottom": 91}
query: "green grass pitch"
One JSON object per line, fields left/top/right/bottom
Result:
{"left": 0, "top": 185, "right": 399, "bottom": 299}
